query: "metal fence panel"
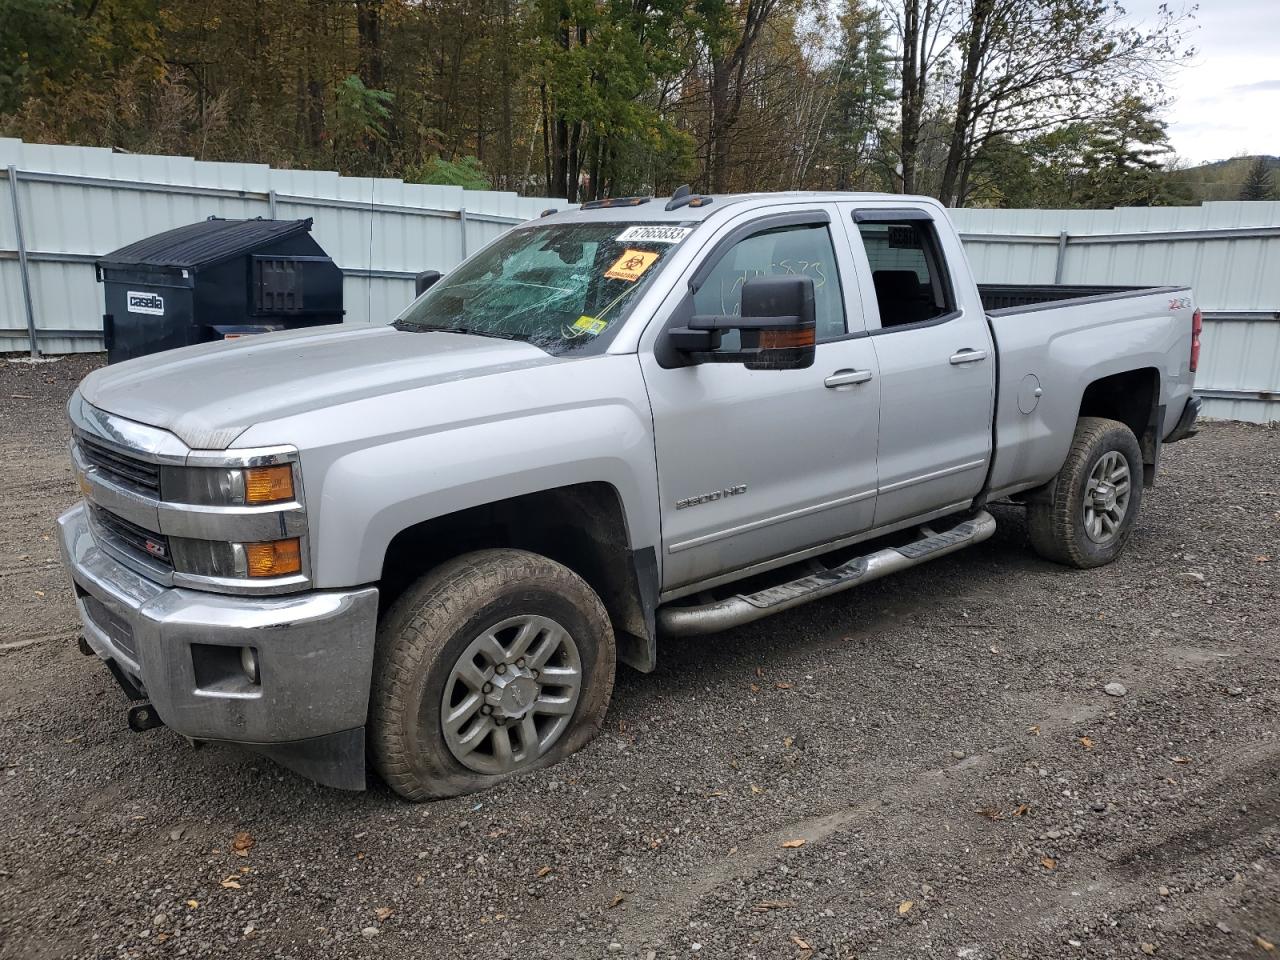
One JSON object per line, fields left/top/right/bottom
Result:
{"left": 0, "top": 138, "right": 565, "bottom": 356}
{"left": 2, "top": 138, "right": 1276, "bottom": 422}
{"left": 953, "top": 203, "right": 1280, "bottom": 423}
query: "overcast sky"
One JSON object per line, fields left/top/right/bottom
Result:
{"left": 1124, "top": 0, "right": 1280, "bottom": 164}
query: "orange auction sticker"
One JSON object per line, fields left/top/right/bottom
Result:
{"left": 604, "top": 249, "right": 660, "bottom": 282}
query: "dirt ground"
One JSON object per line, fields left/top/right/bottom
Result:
{"left": 1, "top": 354, "right": 1278, "bottom": 960}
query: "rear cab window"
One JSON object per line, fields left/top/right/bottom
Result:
{"left": 855, "top": 218, "right": 956, "bottom": 330}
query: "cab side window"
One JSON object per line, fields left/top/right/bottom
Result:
{"left": 857, "top": 220, "right": 954, "bottom": 329}
{"left": 692, "top": 224, "right": 846, "bottom": 347}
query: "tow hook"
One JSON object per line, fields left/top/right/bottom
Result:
{"left": 127, "top": 703, "right": 165, "bottom": 732}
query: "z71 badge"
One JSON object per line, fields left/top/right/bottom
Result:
{"left": 676, "top": 484, "right": 747, "bottom": 510}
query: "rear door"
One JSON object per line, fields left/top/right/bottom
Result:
{"left": 839, "top": 205, "right": 995, "bottom": 527}
{"left": 639, "top": 204, "right": 881, "bottom": 591}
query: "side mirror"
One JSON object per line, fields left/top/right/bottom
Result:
{"left": 669, "top": 275, "right": 816, "bottom": 370}
{"left": 415, "top": 270, "right": 442, "bottom": 296}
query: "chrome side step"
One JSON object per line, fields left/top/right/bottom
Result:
{"left": 658, "top": 510, "right": 996, "bottom": 637}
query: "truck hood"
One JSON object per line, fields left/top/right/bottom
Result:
{"left": 78, "top": 325, "right": 559, "bottom": 449}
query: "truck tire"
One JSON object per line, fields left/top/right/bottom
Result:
{"left": 369, "top": 549, "right": 616, "bottom": 801}
{"left": 1028, "top": 416, "right": 1144, "bottom": 569}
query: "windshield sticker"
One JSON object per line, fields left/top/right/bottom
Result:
{"left": 605, "top": 249, "right": 660, "bottom": 283}
{"left": 572, "top": 315, "right": 608, "bottom": 336}
{"left": 615, "top": 225, "right": 693, "bottom": 245}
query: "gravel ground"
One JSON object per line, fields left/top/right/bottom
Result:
{"left": 1, "top": 354, "right": 1278, "bottom": 960}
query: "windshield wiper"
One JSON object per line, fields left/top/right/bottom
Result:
{"left": 393, "top": 321, "right": 529, "bottom": 342}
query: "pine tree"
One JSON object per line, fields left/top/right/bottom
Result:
{"left": 1239, "top": 156, "right": 1276, "bottom": 201}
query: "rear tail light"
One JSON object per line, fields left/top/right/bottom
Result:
{"left": 1190, "top": 308, "right": 1202, "bottom": 373}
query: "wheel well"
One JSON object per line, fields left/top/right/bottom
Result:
{"left": 1078, "top": 368, "right": 1161, "bottom": 484}
{"left": 378, "top": 483, "right": 656, "bottom": 668}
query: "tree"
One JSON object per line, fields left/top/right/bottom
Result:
{"left": 1239, "top": 156, "right": 1276, "bottom": 201}
{"left": 818, "top": 0, "right": 895, "bottom": 191}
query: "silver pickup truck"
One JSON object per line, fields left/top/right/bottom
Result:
{"left": 58, "top": 190, "right": 1202, "bottom": 799}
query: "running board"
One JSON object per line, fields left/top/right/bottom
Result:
{"left": 658, "top": 510, "right": 996, "bottom": 637}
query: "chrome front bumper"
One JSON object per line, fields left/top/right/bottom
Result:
{"left": 57, "top": 502, "right": 379, "bottom": 789}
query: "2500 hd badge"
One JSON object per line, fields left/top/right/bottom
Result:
{"left": 676, "top": 484, "right": 748, "bottom": 510}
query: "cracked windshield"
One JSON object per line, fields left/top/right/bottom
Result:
{"left": 394, "top": 221, "right": 692, "bottom": 354}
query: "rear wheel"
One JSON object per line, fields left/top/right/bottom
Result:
{"left": 1028, "top": 416, "right": 1144, "bottom": 569}
{"left": 369, "top": 549, "right": 615, "bottom": 801}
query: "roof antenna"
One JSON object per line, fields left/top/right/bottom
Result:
{"left": 664, "top": 185, "right": 692, "bottom": 211}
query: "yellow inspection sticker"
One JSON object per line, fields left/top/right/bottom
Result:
{"left": 604, "top": 249, "right": 660, "bottom": 283}
{"left": 572, "top": 315, "right": 608, "bottom": 335}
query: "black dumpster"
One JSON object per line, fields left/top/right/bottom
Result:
{"left": 96, "top": 217, "right": 343, "bottom": 364}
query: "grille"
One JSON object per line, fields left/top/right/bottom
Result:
{"left": 78, "top": 436, "right": 162, "bottom": 495}
{"left": 89, "top": 504, "right": 173, "bottom": 571}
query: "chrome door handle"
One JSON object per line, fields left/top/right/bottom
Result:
{"left": 824, "top": 369, "right": 873, "bottom": 388}
{"left": 949, "top": 349, "right": 988, "bottom": 365}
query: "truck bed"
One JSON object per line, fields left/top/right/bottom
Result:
{"left": 981, "top": 282, "right": 1196, "bottom": 501}
{"left": 979, "top": 283, "right": 1160, "bottom": 314}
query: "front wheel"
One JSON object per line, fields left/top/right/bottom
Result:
{"left": 1028, "top": 416, "right": 1144, "bottom": 569}
{"left": 369, "top": 549, "right": 616, "bottom": 801}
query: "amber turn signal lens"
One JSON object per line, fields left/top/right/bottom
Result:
{"left": 760, "top": 327, "right": 816, "bottom": 349}
{"left": 244, "top": 538, "right": 302, "bottom": 578}
{"left": 244, "top": 465, "right": 294, "bottom": 504}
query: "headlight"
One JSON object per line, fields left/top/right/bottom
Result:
{"left": 161, "top": 465, "right": 296, "bottom": 506}
{"left": 170, "top": 536, "right": 303, "bottom": 578}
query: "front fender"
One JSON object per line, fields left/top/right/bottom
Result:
{"left": 312, "top": 403, "right": 658, "bottom": 586}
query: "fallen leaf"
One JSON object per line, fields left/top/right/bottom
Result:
{"left": 1140, "top": 943, "right": 1156, "bottom": 956}
{"left": 374, "top": 906, "right": 393, "bottom": 922}
{"left": 537, "top": 866, "right": 553, "bottom": 878}
{"left": 609, "top": 894, "right": 626, "bottom": 908}
{"left": 756, "top": 667, "right": 764, "bottom": 678}
{"left": 1027, "top": 725, "right": 1040, "bottom": 736}
{"left": 1254, "top": 555, "right": 1272, "bottom": 564}
{"left": 783, "top": 736, "right": 794, "bottom": 748}
{"left": 750, "top": 683, "right": 761, "bottom": 693}
{"left": 220, "top": 878, "right": 242, "bottom": 889}
{"left": 154, "top": 933, "right": 169, "bottom": 944}
{"left": 781, "top": 839, "right": 806, "bottom": 849}
{"left": 1080, "top": 736, "right": 1095, "bottom": 750}
{"left": 752, "top": 900, "right": 793, "bottom": 912}
{"left": 1172, "top": 756, "right": 1191, "bottom": 764}
{"left": 356, "top": 852, "right": 366, "bottom": 860}
{"left": 186, "top": 900, "right": 199, "bottom": 909}
{"left": 707, "top": 790, "right": 727, "bottom": 798}
{"left": 975, "top": 807, "right": 1002, "bottom": 820}
{"left": 775, "top": 681, "right": 793, "bottom": 689}
{"left": 791, "top": 934, "right": 812, "bottom": 950}
{"left": 1256, "top": 936, "right": 1275, "bottom": 951}
{"left": 750, "top": 785, "right": 763, "bottom": 795}
{"left": 1012, "top": 804, "right": 1032, "bottom": 817}
{"left": 1041, "top": 857, "right": 1056, "bottom": 871}
{"left": 231, "top": 831, "right": 254, "bottom": 856}
{"left": 898, "top": 900, "right": 914, "bottom": 915}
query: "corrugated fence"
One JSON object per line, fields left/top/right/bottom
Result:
{"left": 951, "top": 205, "right": 1280, "bottom": 423}
{"left": 0, "top": 138, "right": 567, "bottom": 356}
{"left": 3, "top": 138, "right": 1277, "bottom": 422}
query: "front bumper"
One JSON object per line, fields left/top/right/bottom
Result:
{"left": 57, "top": 502, "right": 379, "bottom": 790}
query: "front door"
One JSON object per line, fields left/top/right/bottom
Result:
{"left": 639, "top": 206, "right": 881, "bottom": 591}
